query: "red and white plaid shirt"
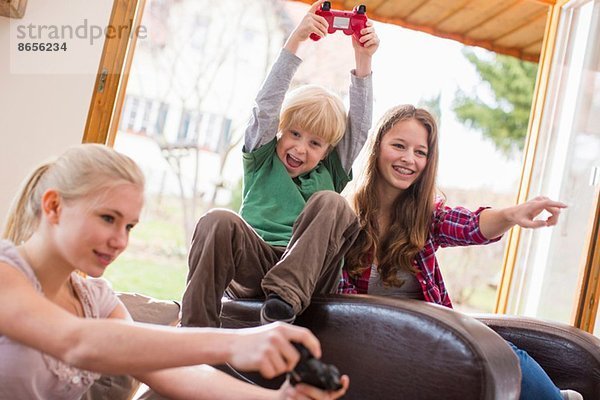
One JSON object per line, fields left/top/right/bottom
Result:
{"left": 338, "top": 202, "right": 500, "bottom": 308}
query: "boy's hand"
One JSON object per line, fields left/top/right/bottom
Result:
{"left": 353, "top": 20, "right": 379, "bottom": 77}
{"left": 353, "top": 20, "right": 379, "bottom": 55}
{"left": 284, "top": 0, "right": 328, "bottom": 54}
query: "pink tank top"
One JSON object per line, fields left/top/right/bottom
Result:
{"left": 0, "top": 240, "right": 120, "bottom": 400}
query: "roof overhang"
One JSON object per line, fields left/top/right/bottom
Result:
{"left": 293, "top": 0, "right": 556, "bottom": 62}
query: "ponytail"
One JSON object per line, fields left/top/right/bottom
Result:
{"left": 3, "top": 162, "right": 53, "bottom": 244}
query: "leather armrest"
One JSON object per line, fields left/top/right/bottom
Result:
{"left": 474, "top": 313, "right": 600, "bottom": 399}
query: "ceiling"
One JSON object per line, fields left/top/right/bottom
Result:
{"left": 293, "top": 0, "right": 555, "bottom": 62}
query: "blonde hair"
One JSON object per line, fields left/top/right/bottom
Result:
{"left": 279, "top": 84, "right": 347, "bottom": 146}
{"left": 3, "top": 144, "right": 145, "bottom": 244}
{"left": 345, "top": 105, "right": 440, "bottom": 286}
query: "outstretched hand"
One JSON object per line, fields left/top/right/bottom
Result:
{"left": 509, "top": 196, "right": 567, "bottom": 229}
{"left": 277, "top": 375, "right": 350, "bottom": 400}
{"left": 479, "top": 195, "right": 567, "bottom": 239}
{"left": 227, "top": 322, "right": 321, "bottom": 379}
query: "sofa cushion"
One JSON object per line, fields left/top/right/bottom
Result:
{"left": 117, "top": 292, "right": 180, "bottom": 326}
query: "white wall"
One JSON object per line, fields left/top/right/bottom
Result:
{"left": 0, "top": 0, "right": 114, "bottom": 230}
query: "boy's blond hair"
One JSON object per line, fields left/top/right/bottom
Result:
{"left": 278, "top": 84, "right": 346, "bottom": 147}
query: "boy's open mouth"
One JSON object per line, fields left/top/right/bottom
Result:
{"left": 287, "top": 154, "right": 303, "bottom": 168}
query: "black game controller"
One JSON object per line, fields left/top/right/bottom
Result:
{"left": 288, "top": 343, "right": 343, "bottom": 391}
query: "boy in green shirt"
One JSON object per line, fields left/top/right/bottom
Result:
{"left": 181, "top": 0, "right": 379, "bottom": 327}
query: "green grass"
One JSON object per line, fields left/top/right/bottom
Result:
{"left": 133, "top": 219, "right": 184, "bottom": 247}
{"left": 104, "top": 253, "right": 187, "bottom": 301}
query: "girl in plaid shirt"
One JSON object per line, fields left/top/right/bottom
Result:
{"left": 339, "top": 104, "right": 581, "bottom": 400}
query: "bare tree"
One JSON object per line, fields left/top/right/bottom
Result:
{"left": 131, "top": 0, "right": 289, "bottom": 245}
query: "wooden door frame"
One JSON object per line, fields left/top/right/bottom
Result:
{"left": 495, "top": 0, "right": 600, "bottom": 333}
{"left": 82, "top": 0, "right": 146, "bottom": 145}
{"left": 574, "top": 193, "right": 600, "bottom": 332}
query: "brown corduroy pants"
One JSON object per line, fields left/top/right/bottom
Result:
{"left": 180, "top": 191, "right": 359, "bottom": 327}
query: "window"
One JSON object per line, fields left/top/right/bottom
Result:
{"left": 177, "top": 110, "right": 193, "bottom": 142}
{"left": 506, "top": 0, "right": 600, "bottom": 325}
{"left": 121, "top": 95, "right": 167, "bottom": 136}
{"left": 126, "top": 97, "right": 140, "bottom": 131}
{"left": 176, "top": 110, "right": 232, "bottom": 152}
{"left": 155, "top": 102, "right": 169, "bottom": 135}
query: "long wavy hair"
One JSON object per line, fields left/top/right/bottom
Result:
{"left": 344, "top": 105, "right": 440, "bottom": 286}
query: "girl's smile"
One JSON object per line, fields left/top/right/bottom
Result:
{"left": 377, "top": 118, "right": 429, "bottom": 195}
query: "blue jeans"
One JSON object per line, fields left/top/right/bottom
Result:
{"left": 507, "top": 341, "right": 563, "bottom": 399}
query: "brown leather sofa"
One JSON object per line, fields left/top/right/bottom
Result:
{"left": 221, "top": 295, "right": 521, "bottom": 400}
{"left": 221, "top": 295, "right": 600, "bottom": 400}
{"left": 88, "top": 293, "right": 600, "bottom": 400}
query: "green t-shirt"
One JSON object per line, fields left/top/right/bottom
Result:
{"left": 240, "top": 138, "right": 350, "bottom": 246}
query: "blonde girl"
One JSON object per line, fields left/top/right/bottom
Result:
{"left": 0, "top": 143, "right": 348, "bottom": 400}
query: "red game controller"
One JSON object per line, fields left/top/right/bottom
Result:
{"left": 311, "top": 1, "right": 368, "bottom": 45}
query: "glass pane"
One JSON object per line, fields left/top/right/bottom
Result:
{"left": 108, "top": 0, "right": 290, "bottom": 300}
{"left": 507, "top": 0, "right": 600, "bottom": 323}
{"left": 106, "top": 0, "right": 531, "bottom": 311}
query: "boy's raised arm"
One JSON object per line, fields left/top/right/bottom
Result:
{"left": 243, "top": 49, "right": 302, "bottom": 153}
{"left": 336, "top": 20, "right": 379, "bottom": 173}
{"left": 244, "top": 1, "right": 328, "bottom": 153}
